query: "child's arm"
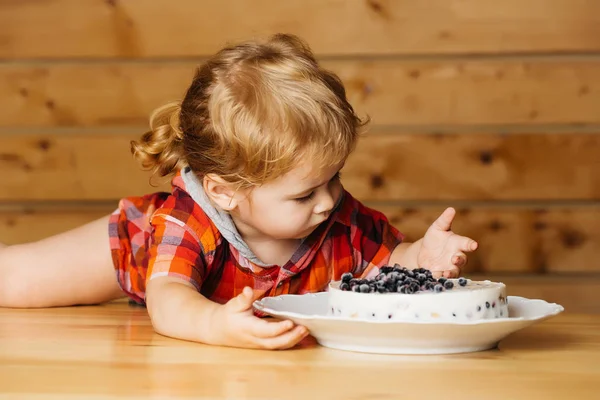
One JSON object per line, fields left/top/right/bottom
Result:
{"left": 389, "top": 207, "right": 478, "bottom": 278}
{"left": 146, "top": 276, "right": 308, "bottom": 349}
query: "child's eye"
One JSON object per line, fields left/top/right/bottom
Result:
{"left": 295, "top": 192, "right": 315, "bottom": 203}
{"left": 294, "top": 171, "right": 341, "bottom": 203}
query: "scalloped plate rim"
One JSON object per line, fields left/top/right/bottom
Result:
{"left": 253, "top": 293, "right": 564, "bottom": 326}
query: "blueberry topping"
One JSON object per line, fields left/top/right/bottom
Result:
{"left": 477, "top": 305, "right": 482, "bottom": 312}
{"left": 486, "top": 302, "right": 491, "bottom": 309}
{"left": 339, "top": 264, "right": 465, "bottom": 295}
{"left": 380, "top": 266, "right": 394, "bottom": 274}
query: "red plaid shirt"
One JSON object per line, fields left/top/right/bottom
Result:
{"left": 109, "top": 172, "right": 404, "bottom": 305}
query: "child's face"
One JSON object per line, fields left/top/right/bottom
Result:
{"left": 234, "top": 160, "right": 344, "bottom": 240}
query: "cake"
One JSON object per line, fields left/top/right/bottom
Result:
{"left": 327, "top": 266, "right": 509, "bottom": 322}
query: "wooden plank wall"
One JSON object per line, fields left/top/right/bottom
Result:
{"left": 1, "top": 0, "right": 599, "bottom": 311}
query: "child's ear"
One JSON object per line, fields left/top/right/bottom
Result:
{"left": 203, "top": 174, "right": 240, "bottom": 211}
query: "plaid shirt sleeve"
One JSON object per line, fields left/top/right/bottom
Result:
{"left": 343, "top": 191, "right": 405, "bottom": 278}
{"left": 146, "top": 192, "right": 210, "bottom": 291}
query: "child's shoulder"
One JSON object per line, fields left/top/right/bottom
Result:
{"left": 149, "top": 173, "right": 222, "bottom": 246}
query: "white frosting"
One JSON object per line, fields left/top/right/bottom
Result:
{"left": 327, "top": 279, "right": 509, "bottom": 322}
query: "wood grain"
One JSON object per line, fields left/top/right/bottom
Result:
{"left": 2, "top": 59, "right": 600, "bottom": 127}
{"left": 1, "top": 132, "right": 598, "bottom": 201}
{"left": 1, "top": 0, "right": 599, "bottom": 58}
{"left": 0, "top": 133, "right": 169, "bottom": 201}
{"left": 2, "top": 203, "right": 599, "bottom": 274}
{"left": 0, "top": 301, "right": 598, "bottom": 399}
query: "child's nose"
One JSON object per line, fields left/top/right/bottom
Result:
{"left": 314, "top": 191, "right": 335, "bottom": 215}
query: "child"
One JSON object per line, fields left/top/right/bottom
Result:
{"left": 0, "top": 34, "right": 477, "bottom": 350}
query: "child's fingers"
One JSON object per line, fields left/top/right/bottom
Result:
{"left": 452, "top": 252, "right": 467, "bottom": 268}
{"left": 248, "top": 317, "right": 296, "bottom": 339}
{"left": 254, "top": 325, "right": 309, "bottom": 350}
{"left": 226, "top": 286, "right": 257, "bottom": 313}
{"left": 431, "top": 207, "right": 456, "bottom": 232}
{"left": 442, "top": 267, "right": 460, "bottom": 278}
{"left": 451, "top": 234, "right": 478, "bottom": 253}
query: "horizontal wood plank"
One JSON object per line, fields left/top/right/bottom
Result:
{"left": 467, "top": 275, "right": 600, "bottom": 314}
{"left": 0, "top": 133, "right": 169, "bottom": 201}
{"left": 1, "top": 0, "right": 599, "bottom": 58}
{"left": 1, "top": 132, "right": 598, "bottom": 202}
{"left": 2, "top": 59, "right": 600, "bottom": 127}
{"left": 1, "top": 204, "right": 599, "bottom": 274}
{"left": 379, "top": 207, "right": 600, "bottom": 274}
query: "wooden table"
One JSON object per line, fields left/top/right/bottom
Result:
{"left": 1, "top": 301, "right": 598, "bottom": 399}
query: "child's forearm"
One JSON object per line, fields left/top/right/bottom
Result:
{"left": 145, "top": 278, "right": 220, "bottom": 344}
{"left": 389, "top": 239, "right": 422, "bottom": 270}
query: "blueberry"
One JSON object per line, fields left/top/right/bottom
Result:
{"left": 341, "top": 272, "right": 353, "bottom": 283}
{"left": 340, "top": 282, "right": 350, "bottom": 291}
{"left": 486, "top": 302, "right": 491, "bottom": 309}
{"left": 377, "top": 286, "right": 388, "bottom": 293}
{"left": 438, "top": 277, "right": 447, "bottom": 285}
{"left": 434, "top": 284, "right": 444, "bottom": 293}
{"left": 458, "top": 277, "right": 468, "bottom": 286}
{"left": 380, "top": 266, "right": 394, "bottom": 274}
{"left": 410, "top": 282, "right": 420, "bottom": 293}
{"left": 359, "top": 284, "right": 371, "bottom": 293}
{"left": 477, "top": 305, "right": 482, "bottom": 312}
{"left": 416, "top": 273, "right": 427, "bottom": 282}
{"left": 444, "top": 280, "right": 454, "bottom": 289}
{"left": 352, "top": 285, "right": 360, "bottom": 292}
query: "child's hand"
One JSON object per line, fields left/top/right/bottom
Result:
{"left": 418, "top": 207, "right": 478, "bottom": 278}
{"left": 210, "top": 287, "right": 309, "bottom": 350}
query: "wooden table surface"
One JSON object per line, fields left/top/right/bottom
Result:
{"left": 1, "top": 301, "right": 598, "bottom": 400}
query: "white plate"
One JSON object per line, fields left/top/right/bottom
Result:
{"left": 253, "top": 293, "right": 564, "bottom": 354}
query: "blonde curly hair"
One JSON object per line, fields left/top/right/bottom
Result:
{"left": 131, "top": 33, "right": 367, "bottom": 189}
